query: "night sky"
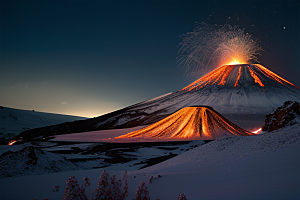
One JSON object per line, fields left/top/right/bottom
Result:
{"left": 1, "top": 0, "right": 299, "bottom": 117}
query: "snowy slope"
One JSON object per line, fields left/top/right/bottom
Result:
{"left": 0, "top": 124, "right": 299, "bottom": 200}
{"left": 0, "top": 106, "right": 87, "bottom": 139}
{"left": 130, "top": 124, "right": 300, "bottom": 199}
{"left": 0, "top": 146, "right": 79, "bottom": 178}
{"left": 126, "top": 64, "right": 300, "bottom": 115}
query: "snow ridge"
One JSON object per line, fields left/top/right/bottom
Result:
{"left": 0, "top": 146, "right": 79, "bottom": 178}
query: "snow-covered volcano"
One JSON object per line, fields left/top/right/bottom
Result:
{"left": 18, "top": 64, "right": 300, "bottom": 140}
{"left": 130, "top": 64, "right": 300, "bottom": 115}
{"left": 116, "top": 106, "right": 253, "bottom": 141}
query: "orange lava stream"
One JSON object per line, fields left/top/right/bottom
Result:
{"left": 234, "top": 67, "right": 242, "bottom": 87}
{"left": 8, "top": 140, "right": 17, "bottom": 146}
{"left": 247, "top": 66, "right": 265, "bottom": 87}
{"left": 218, "top": 66, "right": 234, "bottom": 85}
{"left": 116, "top": 107, "right": 253, "bottom": 140}
{"left": 254, "top": 64, "right": 299, "bottom": 88}
{"left": 252, "top": 128, "right": 262, "bottom": 134}
{"left": 182, "top": 66, "right": 234, "bottom": 91}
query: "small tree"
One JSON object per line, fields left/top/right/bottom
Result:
{"left": 63, "top": 176, "right": 90, "bottom": 200}
{"left": 133, "top": 182, "right": 150, "bottom": 200}
{"left": 91, "top": 170, "right": 128, "bottom": 200}
{"left": 178, "top": 194, "right": 187, "bottom": 200}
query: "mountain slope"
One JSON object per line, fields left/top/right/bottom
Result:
{"left": 17, "top": 64, "right": 300, "bottom": 140}
{"left": 129, "top": 64, "right": 300, "bottom": 115}
{"left": 0, "top": 106, "right": 87, "bottom": 140}
{"left": 116, "top": 106, "right": 253, "bottom": 140}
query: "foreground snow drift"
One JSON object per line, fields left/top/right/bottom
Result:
{"left": 0, "top": 125, "right": 299, "bottom": 200}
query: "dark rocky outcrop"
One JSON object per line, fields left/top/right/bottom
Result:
{"left": 262, "top": 101, "right": 300, "bottom": 132}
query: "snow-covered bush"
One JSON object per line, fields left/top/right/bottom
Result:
{"left": 51, "top": 170, "right": 185, "bottom": 200}
{"left": 91, "top": 170, "right": 128, "bottom": 200}
{"left": 178, "top": 193, "right": 187, "bottom": 200}
{"left": 133, "top": 182, "right": 150, "bottom": 200}
{"left": 63, "top": 176, "right": 90, "bottom": 200}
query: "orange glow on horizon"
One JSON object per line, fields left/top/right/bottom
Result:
{"left": 115, "top": 107, "right": 254, "bottom": 140}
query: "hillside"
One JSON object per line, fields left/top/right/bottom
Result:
{"left": 0, "top": 106, "right": 87, "bottom": 140}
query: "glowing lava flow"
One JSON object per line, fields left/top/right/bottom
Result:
{"left": 182, "top": 64, "right": 299, "bottom": 91}
{"left": 247, "top": 66, "right": 265, "bottom": 87}
{"left": 234, "top": 66, "right": 242, "bottom": 87}
{"left": 8, "top": 140, "right": 17, "bottom": 146}
{"left": 116, "top": 107, "right": 254, "bottom": 140}
{"left": 254, "top": 64, "right": 299, "bottom": 88}
{"left": 252, "top": 128, "right": 262, "bottom": 134}
{"left": 181, "top": 65, "right": 235, "bottom": 91}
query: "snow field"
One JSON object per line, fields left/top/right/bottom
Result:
{"left": 0, "top": 125, "right": 299, "bottom": 200}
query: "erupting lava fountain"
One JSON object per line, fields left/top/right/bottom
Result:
{"left": 116, "top": 106, "right": 254, "bottom": 140}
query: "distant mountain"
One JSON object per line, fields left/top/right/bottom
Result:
{"left": 17, "top": 64, "right": 300, "bottom": 141}
{"left": 0, "top": 106, "right": 87, "bottom": 140}
{"left": 116, "top": 106, "right": 254, "bottom": 141}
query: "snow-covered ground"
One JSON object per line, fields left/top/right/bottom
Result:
{"left": 0, "top": 124, "right": 299, "bottom": 200}
{"left": 0, "top": 106, "right": 87, "bottom": 139}
{"left": 51, "top": 126, "right": 146, "bottom": 142}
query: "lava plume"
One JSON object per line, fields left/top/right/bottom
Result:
{"left": 116, "top": 106, "right": 254, "bottom": 140}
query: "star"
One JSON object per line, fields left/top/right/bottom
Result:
{"left": 283, "top": 26, "right": 286, "bottom": 29}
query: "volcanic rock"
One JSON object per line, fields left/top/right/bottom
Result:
{"left": 262, "top": 101, "right": 300, "bottom": 132}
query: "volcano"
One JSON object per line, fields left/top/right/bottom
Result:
{"left": 129, "top": 64, "right": 300, "bottom": 115}
{"left": 116, "top": 106, "right": 254, "bottom": 140}
{"left": 18, "top": 64, "right": 300, "bottom": 140}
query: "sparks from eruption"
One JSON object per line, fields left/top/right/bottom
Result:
{"left": 115, "top": 107, "right": 253, "bottom": 140}
{"left": 178, "top": 23, "right": 262, "bottom": 76}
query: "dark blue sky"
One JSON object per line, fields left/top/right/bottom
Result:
{"left": 1, "top": 0, "right": 299, "bottom": 117}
